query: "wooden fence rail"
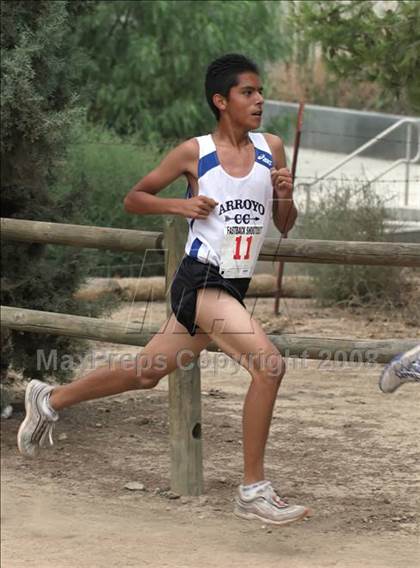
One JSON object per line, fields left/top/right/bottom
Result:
{"left": 1, "top": 218, "right": 163, "bottom": 252}
{"left": 1, "top": 305, "right": 417, "bottom": 365}
{"left": 2, "top": 218, "right": 419, "bottom": 266}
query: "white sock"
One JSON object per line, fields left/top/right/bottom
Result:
{"left": 41, "top": 393, "right": 58, "bottom": 421}
{"left": 239, "top": 480, "right": 268, "bottom": 498}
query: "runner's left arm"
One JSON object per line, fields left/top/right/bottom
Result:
{"left": 264, "top": 133, "right": 298, "bottom": 235}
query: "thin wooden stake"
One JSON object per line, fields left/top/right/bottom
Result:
{"left": 274, "top": 101, "right": 305, "bottom": 315}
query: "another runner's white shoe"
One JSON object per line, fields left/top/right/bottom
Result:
{"left": 234, "top": 481, "right": 309, "bottom": 526}
{"left": 17, "top": 380, "right": 59, "bottom": 457}
{"left": 379, "top": 345, "right": 420, "bottom": 394}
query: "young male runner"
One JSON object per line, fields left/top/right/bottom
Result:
{"left": 17, "top": 53, "right": 309, "bottom": 526}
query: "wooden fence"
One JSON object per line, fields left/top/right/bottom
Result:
{"left": 1, "top": 216, "right": 419, "bottom": 495}
{"left": 2, "top": 218, "right": 420, "bottom": 266}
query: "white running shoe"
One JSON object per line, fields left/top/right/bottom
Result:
{"left": 379, "top": 345, "right": 420, "bottom": 394}
{"left": 234, "top": 481, "right": 309, "bottom": 526}
{"left": 17, "top": 380, "right": 59, "bottom": 457}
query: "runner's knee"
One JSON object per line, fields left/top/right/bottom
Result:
{"left": 138, "top": 372, "right": 163, "bottom": 389}
{"left": 249, "top": 350, "right": 285, "bottom": 385}
{"left": 115, "top": 357, "right": 167, "bottom": 390}
{"left": 131, "top": 367, "right": 166, "bottom": 390}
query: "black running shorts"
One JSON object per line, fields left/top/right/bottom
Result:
{"left": 170, "top": 255, "right": 251, "bottom": 336}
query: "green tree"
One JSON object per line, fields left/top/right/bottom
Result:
{"left": 1, "top": 0, "right": 116, "bottom": 388}
{"left": 75, "top": 0, "right": 288, "bottom": 140}
{"left": 290, "top": 0, "right": 420, "bottom": 113}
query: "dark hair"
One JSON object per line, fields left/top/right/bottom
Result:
{"left": 205, "top": 53, "right": 260, "bottom": 120}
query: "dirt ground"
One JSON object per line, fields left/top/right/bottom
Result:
{"left": 1, "top": 297, "right": 419, "bottom": 568}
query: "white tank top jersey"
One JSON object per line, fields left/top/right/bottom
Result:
{"left": 184, "top": 132, "right": 274, "bottom": 279}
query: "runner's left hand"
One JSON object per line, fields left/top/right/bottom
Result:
{"left": 271, "top": 168, "right": 293, "bottom": 196}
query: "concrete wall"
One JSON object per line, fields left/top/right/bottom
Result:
{"left": 263, "top": 100, "right": 419, "bottom": 161}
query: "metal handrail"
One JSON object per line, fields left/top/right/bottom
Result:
{"left": 301, "top": 118, "right": 420, "bottom": 209}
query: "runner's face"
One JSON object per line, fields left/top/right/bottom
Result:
{"left": 225, "top": 72, "right": 264, "bottom": 128}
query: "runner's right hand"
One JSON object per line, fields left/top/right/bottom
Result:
{"left": 180, "top": 195, "right": 218, "bottom": 219}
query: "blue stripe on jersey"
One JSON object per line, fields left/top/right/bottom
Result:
{"left": 254, "top": 148, "right": 273, "bottom": 169}
{"left": 185, "top": 184, "right": 192, "bottom": 199}
{"left": 189, "top": 237, "right": 202, "bottom": 258}
{"left": 198, "top": 151, "right": 219, "bottom": 178}
{"left": 185, "top": 185, "right": 195, "bottom": 229}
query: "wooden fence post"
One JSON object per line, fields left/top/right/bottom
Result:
{"left": 164, "top": 216, "right": 203, "bottom": 496}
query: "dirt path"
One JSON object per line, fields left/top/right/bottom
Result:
{"left": 2, "top": 473, "right": 418, "bottom": 568}
{"left": 1, "top": 298, "right": 419, "bottom": 567}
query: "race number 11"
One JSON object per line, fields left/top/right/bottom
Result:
{"left": 233, "top": 235, "right": 253, "bottom": 260}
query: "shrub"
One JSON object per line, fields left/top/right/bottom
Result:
{"left": 0, "top": 0, "right": 118, "bottom": 386}
{"left": 48, "top": 122, "right": 186, "bottom": 277}
{"left": 296, "top": 182, "right": 411, "bottom": 308}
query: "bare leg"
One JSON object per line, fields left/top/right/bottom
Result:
{"left": 49, "top": 315, "right": 211, "bottom": 411}
{"left": 194, "top": 288, "right": 285, "bottom": 485}
{"left": 50, "top": 287, "right": 283, "bottom": 486}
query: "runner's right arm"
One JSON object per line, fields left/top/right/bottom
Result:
{"left": 124, "top": 139, "right": 218, "bottom": 220}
